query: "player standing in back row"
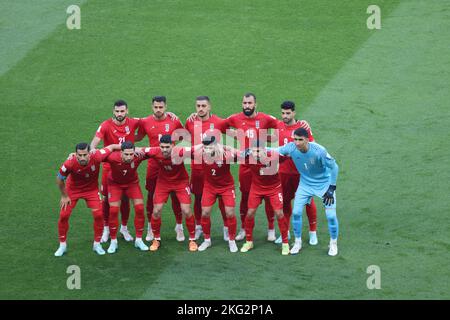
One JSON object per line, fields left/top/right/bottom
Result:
{"left": 275, "top": 101, "right": 318, "bottom": 245}
{"left": 223, "top": 93, "right": 279, "bottom": 242}
{"left": 90, "top": 100, "right": 139, "bottom": 243}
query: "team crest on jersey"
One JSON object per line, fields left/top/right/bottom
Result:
{"left": 217, "top": 161, "right": 223, "bottom": 167}
{"left": 125, "top": 126, "right": 130, "bottom": 134}
{"left": 131, "top": 162, "right": 135, "bottom": 169}
{"left": 255, "top": 120, "right": 260, "bottom": 129}
{"left": 165, "top": 124, "right": 170, "bottom": 132}
{"left": 85, "top": 173, "right": 90, "bottom": 178}
{"left": 91, "top": 165, "right": 96, "bottom": 172}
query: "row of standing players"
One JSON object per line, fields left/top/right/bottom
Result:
{"left": 55, "top": 93, "right": 339, "bottom": 256}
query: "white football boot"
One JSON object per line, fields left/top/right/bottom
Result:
{"left": 54, "top": 242, "right": 67, "bottom": 257}
{"left": 134, "top": 238, "right": 149, "bottom": 251}
{"left": 328, "top": 239, "right": 338, "bottom": 256}
{"left": 309, "top": 231, "right": 318, "bottom": 245}
{"left": 101, "top": 226, "right": 110, "bottom": 243}
{"left": 195, "top": 225, "right": 203, "bottom": 240}
{"left": 145, "top": 224, "right": 154, "bottom": 242}
{"left": 93, "top": 242, "right": 105, "bottom": 255}
{"left": 107, "top": 239, "right": 118, "bottom": 254}
{"left": 267, "top": 229, "right": 276, "bottom": 242}
{"left": 198, "top": 239, "right": 212, "bottom": 252}
{"left": 290, "top": 238, "right": 302, "bottom": 255}
{"left": 120, "top": 225, "right": 134, "bottom": 242}
{"left": 228, "top": 240, "right": 238, "bottom": 253}
{"left": 235, "top": 229, "right": 246, "bottom": 241}
{"left": 175, "top": 224, "right": 185, "bottom": 242}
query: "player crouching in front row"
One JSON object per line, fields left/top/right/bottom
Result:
{"left": 55, "top": 142, "right": 121, "bottom": 256}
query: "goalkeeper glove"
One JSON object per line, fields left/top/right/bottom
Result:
{"left": 322, "top": 185, "right": 336, "bottom": 206}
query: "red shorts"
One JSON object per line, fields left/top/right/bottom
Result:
{"left": 67, "top": 189, "right": 102, "bottom": 210}
{"left": 201, "top": 186, "right": 236, "bottom": 207}
{"left": 247, "top": 187, "right": 283, "bottom": 211}
{"left": 238, "top": 164, "right": 252, "bottom": 193}
{"left": 190, "top": 169, "right": 205, "bottom": 195}
{"left": 280, "top": 173, "right": 300, "bottom": 203}
{"left": 107, "top": 181, "right": 143, "bottom": 203}
{"left": 153, "top": 181, "right": 191, "bottom": 205}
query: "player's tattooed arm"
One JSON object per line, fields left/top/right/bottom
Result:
{"left": 56, "top": 177, "right": 71, "bottom": 210}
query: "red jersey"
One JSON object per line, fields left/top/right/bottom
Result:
{"left": 138, "top": 115, "right": 184, "bottom": 178}
{"left": 144, "top": 147, "right": 190, "bottom": 184}
{"left": 185, "top": 114, "right": 227, "bottom": 170}
{"left": 58, "top": 148, "right": 111, "bottom": 192}
{"left": 95, "top": 117, "right": 141, "bottom": 171}
{"left": 277, "top": 120, "right": 314, "bottom": 175}
{"left": 248, "top": 152, "right": 283, "bottom": 192}
{"left": 224, "top": 112, "right": 278, "bottom": 151}
{"left": 202, "top": 151, "right": 236, "bottom": 191}
{"left": 95, "top": 117, "right": 140, "bottom": 146}
{"left": 104, "top": 151, "right": 147, "bottom": 185}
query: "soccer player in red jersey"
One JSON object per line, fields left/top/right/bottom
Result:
{"left": 103, "top": 141, "right": 150, "bottom": 254}
{"left": 140, "top": 135, "right": 198, "bottom": 252}
{"left": 192, "top": 136, "right": 239, "bottom": 253}
{"left": 184, "top": 96, "right": 230, "bottom": 241}
{"left": 239, "top": 140, "right": 290, "bottom": 255}
{"left": 276, "top": 101, "right": 318, "bottom": 245}
{"left": 54, "top": 142, "right": 120, "bottom": 257}
{"left": 135, "top": 96, "right": 185, "bottom": 242}
{"left": 90, "top": 100, "right": 140, "bottom": 243}
{"left": 223, "top": 93, "right": 279, "bottom": 242}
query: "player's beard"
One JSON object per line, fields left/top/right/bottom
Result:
{"left": 115, "top": 115, "right": 126, "bottom": 122}
{"left": 78, "top": 160, "right": 88, "bottom": 166}
{"left": 243, "top": 108, "right": 255, "bottom": 116}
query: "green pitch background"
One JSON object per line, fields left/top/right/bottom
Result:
{"left": 1, "top": 0, "right": 449, "bottom": 299}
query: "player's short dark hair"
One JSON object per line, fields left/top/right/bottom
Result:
{"left": 294, "top": 128, "right": 309, "bottom": 139}
{"left": 202, "top": 135, "right": 216, "bottom": 145}
{"left": 114, "top": 100, "right": 128, "bottom": 108}
{"left": 243, "top": 92, "right": 256, "bottom": 102}
{"left": 281, "top": 100, "right": 295, "bottom": 111}
{"left": 196, "top": 96, "right": 210, "bottom": 102}
{"left": 159, "top": 134, "right": 172, "bottom": 144}
{"left": 121, "top": 141, "right": 135, "bottom": 150}
{"left": 75, "top": 142, "right": 90, "bottom": 152}
{"left": 251, "top": 140, "right": 265, "bottom": 148}
{"left": 152, "top": 96, "right": 167, "bottom": 104}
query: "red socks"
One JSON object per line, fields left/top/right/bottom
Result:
{"left": 134, "top": 204, "right": 145, "bottom": 238}
{"left": 306, "top": 198, "right": 317, "bottom": 232}
{"left": 218, "top": 197, "right": 228, "bottom": 227}
{"left": 108, "top": 206, "right": 120, "bottom": 240}
{"left": 194, "top": 195, "right": 202, "bottom": 225}
{"left": 185, "top": 214, "right": 196, "bottom": 240}
{"left": 244, "top": 215, "right": 255, "bottom": 242}
{"left": 277, "top": 215, "right": 289, "bottom": 244}
{"left": 240, "top": 192, "right": 249, "bottom": 228}
{"left": 57, "top": 206, "right": 73, "bottom": 242}
{"left": 151, "top": 215, "right": 161, "bottom": 239}
{"left": 120, "top": 197, "right": 130, "bottom": 226}
{"left": 201, "top": 216, "right": 211, "bottom": 240}
{"left": 227, "top": 215, "right": 237, "bottom": 241}
{"left": 265, "top": 201, "right": 275, "bottom": 230}
{"left": 92, "top": 208, "right": 103, "bottom": 243}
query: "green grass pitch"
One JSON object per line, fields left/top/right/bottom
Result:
{"left": 1, "top": 0, "right": 449, "bottom": 299}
